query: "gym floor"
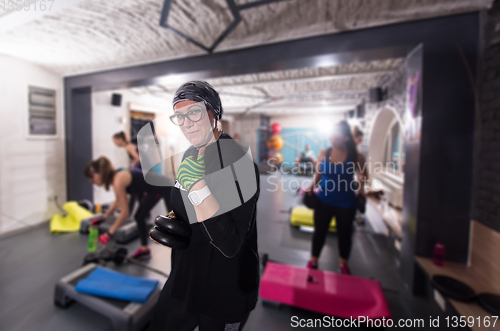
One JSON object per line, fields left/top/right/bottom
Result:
{"left": 0, "top": 173, "right": 445, "bottom": 330}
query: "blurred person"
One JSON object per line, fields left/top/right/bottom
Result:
{"left": 113, "top": 131, "right": 141, "bottom": 171}
{"left": 351, "top": 127, "right": 366, "bottom": 172}
{"left": 113, "top": 131, "right": 142, "bottom": 213}
{"left": 294, "top": 144, "right": 316, "bottom": 174}
{"left": 84, "top": 156, "right": 172, "bottom": 259}
{"left": 233, "top": 132, "right": 251, "bottom": 152}
{"left": 352, "top": 126, "right": 364, "bottom": 147}
{"left": 305, "top": 121, "right": 367, "bottom": 274}
{"left": 233, "top": 132, "right": 241, "bottom": 143}
{"left": 148, "top": 81, "right": 260, "bottom": 331}
{"left": 352, "top": 126, "right": 368, "bottom": 224}
{"left": 295, "top": 144, "right": 316, "bottom": 163}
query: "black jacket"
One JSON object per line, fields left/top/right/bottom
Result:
{"left": 163, "top": 133, "right": 260, "bottom": 321}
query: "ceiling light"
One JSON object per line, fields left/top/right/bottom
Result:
{"left": 318, "top": 121, "right": 332, "bottom": 136}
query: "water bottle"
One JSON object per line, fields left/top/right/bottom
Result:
{"left": 87, "top": 226, "right": 99, "bottom": 252}
{"left": 432, "top": 242, "right": 446, "bottom": 267}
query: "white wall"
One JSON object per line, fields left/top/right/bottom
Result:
{"left": 221, "top": 114, "right": 236, "bottom": 136}
{"left": 0, "top": 55, "right": 65, "bottom": 236}
{"left": 233, "top": 114, "right": 261, "bottom": 161}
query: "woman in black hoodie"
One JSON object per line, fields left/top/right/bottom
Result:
{"left": 148, "top": 81, "right": 260, "bottom": 331}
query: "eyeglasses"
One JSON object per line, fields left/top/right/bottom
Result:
{"left": 169, "top": 105, "right": 205, "bottom": 126}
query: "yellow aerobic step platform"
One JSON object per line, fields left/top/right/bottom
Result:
{"left": 290, "top": 206, "right": 336, "bottom": 232}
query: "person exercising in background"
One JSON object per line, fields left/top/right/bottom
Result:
{"left": 352, "top": 126, "right": 364, "bottom": 147}
{"left": 351, "top": 126, "right": 368, "bottom": 224}
{"left": 295, "top": 144, "right": 316, "bottom": 164}
{"left": 113, "top": 131, "right": 141, "bottom": 172}
{"left": 113, "top": 131, "right": 142, "bottom": 212}
{"left": 352, "top": 126, "right": 368, "bottom": 189}
{"left": 84, "top": 156, "right": 172, "bottom": 259}
{"left": 294, "top": 144, "right": 316, "bottom": 173}
{"left": 305, "top": 121, "right": 367, "bottom": 274}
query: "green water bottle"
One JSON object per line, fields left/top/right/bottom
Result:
{"left": 87, "top": 226, "right": 98, "bottom": 252}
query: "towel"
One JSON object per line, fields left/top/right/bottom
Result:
{"left": 75, "top": 267, "right": 158, "bottom": 303}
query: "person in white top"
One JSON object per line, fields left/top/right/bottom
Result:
{"left": 294, "top": 144, "right": 316, "bottom": 171}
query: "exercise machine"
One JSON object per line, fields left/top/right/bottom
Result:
{"left": 289, "top": 206, "right": 336, "bottom": 232}
{"left": 260, "top": 255, "right": 391, "bottom": 320}
{"left": 54, "top": 263, "right": 160, "bottom": 331}
{"left": 80, "top": 214, "right": 153, "bottom": 244}
{"left": 296, "top": 161, "right": 314, "bottom": 176}
{"left": 55, "top": 247, "right": 168, "bottom": 331}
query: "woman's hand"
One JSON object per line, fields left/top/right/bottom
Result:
{"left": 91, "top": 215, "right": 105, "bottom": 226}
{"left": 98, "top": 232, "right": 112, "bottom": 246}
{"left": 151, "top": 211, "right": 177, "bottom": 245}
{"left": 304, "top": 184, "right": 314, "bottom": 195}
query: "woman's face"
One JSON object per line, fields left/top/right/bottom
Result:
{"left": 174, "top": 100, "right": 216, "bottom": 147}
{"left": 329, "top": 130, "right": 347, "bottom": 148}
{"left": 89, "top": 172, "right": 103, "bottom": 186}
{"left": 113, "top": 137, "right": 125, "bottom": 147}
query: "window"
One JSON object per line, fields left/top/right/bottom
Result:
{"left": 28, "top": 86, "right": 56, "bottom": 136}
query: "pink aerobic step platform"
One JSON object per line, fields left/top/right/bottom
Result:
{"left": 260, "top": 262, "right": 391, "bottom": 319}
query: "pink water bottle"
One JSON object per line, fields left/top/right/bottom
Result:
{"left": 432, "top": 242, "right": 445, "bottom": 266}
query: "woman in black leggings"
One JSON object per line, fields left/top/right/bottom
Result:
{"left": 84, "top": 156, "right": 171, "bottom": 259}
{"left": 305, "top": 121, "right": 367, "bottom": 274}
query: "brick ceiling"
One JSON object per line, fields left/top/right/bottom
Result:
{"left": 129, "top": 57, "right": 404, "bottom": 114}
{"left": 0, "top": 0, "right": 492, "bottom": 76}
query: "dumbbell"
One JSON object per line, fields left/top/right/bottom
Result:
{"left": 83, "top": 247, "right": 128, "bottom": 266}
{"left": 149, "top": 215, "right": 192, "bottom": 250}
{"left": 100, "top": 247, "right": 128, "bottom": 264}
{"left": 83, "top": 251, "right": 105, "bottom": 266}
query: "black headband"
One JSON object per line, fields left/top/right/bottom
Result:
{"left": 173, "top": 81, "right": 223, "bottom": 120}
